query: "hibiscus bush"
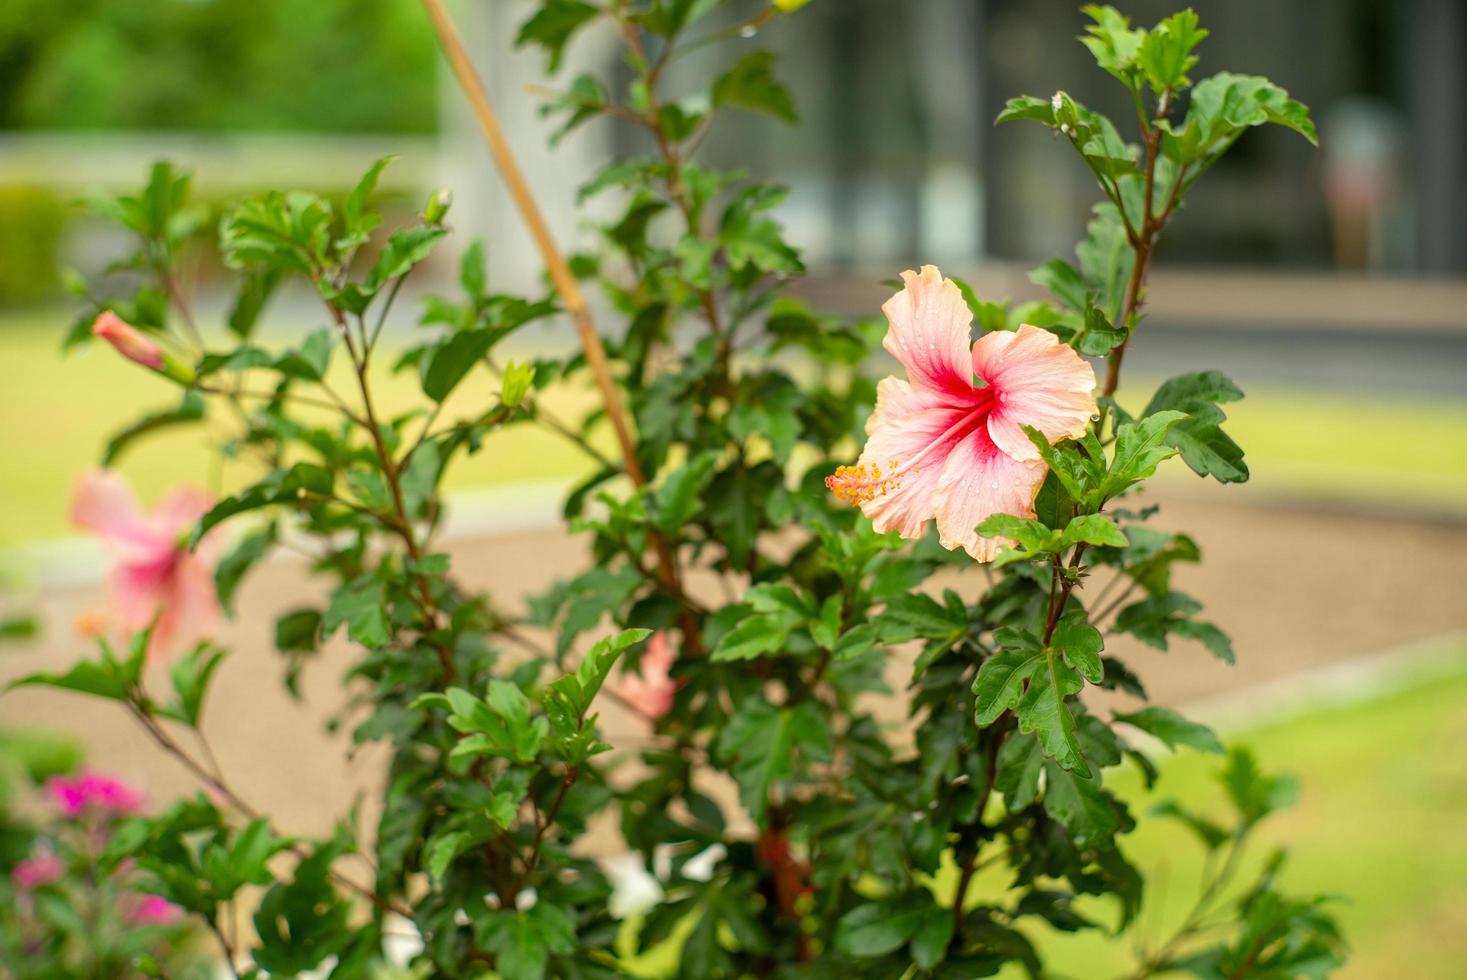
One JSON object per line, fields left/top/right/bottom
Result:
{"left": 11, "top": 3, "right": 1346, "bottom": 977}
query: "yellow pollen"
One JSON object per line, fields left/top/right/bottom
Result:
{"left": 825, "top": 460, "right": 902, "bottom": 506}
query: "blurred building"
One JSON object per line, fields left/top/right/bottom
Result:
{"left": 0, "top": 0, "right": 1463, "bottom": 309}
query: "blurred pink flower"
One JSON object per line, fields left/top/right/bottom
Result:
{"left": 92, "top": 311, "right": 165, "bottom": 371}
{"left": 826, "top": 266, "right": 1096, "bottom": 561}
{"left": 614, "top": 631, "right": 678, "bottom": 721}
{"left": 123, "top": 894, "right": 184, "bottom": 926}
{"left": 46, "top": 771, "right": 145, "bottom": 819}
{"left": 11, "top": 850, "right": 63, "bottom": 891}
{"left": 71, "top": 469, "right": 222, "bottom": 659}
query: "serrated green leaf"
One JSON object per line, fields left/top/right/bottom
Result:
{"left": 1116, "top": 706, "right": 1223, "bottom": 753}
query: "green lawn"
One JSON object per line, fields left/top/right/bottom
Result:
{"left": 2, "top": 310, "right": 1465, "bottom": 547}
{"left": 998, "top": 645, "right": 1467, "bottom": 979}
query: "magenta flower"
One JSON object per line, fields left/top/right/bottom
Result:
{"left": 92, "top": 311, "right": 165, "bottom": 371}
{"left": 123, "top": 894, "right": 184, "bottom": 926}
{"left": 614, "top": 631, "right": 678, "bottom": 721}
{"left": 45, "top": 771, "right": 145, "bottom": 819}
{"left": 71, "top": 469, "right": 222, "bottom": 659}
{"left": 11, "top": 850, "right": 63, "bottom": 891}
{"left": 827, "top": 266, "right": 1097, "bottom": 561}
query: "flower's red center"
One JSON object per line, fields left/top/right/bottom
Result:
{"left": 826, "top": 382, "right": 996, "bottom": 506}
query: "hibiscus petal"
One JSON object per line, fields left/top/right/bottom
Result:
{"left": 880, "top": 266, "right": 975, "bottom": 398}
{"left": 852, "top": 378, "right": 971, "bottom": 540}
{"left": 150, "top": 553, "right": 221, "bottom": 658}
{"left": 931, "top": 428, "right": 1047, "bottom": 562}
{"left": 972, "top": 324, "right": 1097, "bottom": 462}
{"left": 151, "top": 487, "right": 214, "bottom": 540}
{"left": 71, "top": 470, "right": 156, "bottom": 554}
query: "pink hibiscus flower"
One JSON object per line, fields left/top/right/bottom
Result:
{"left": 614, "top": 631, "right": 678, "bottom": 721}
{"left": 123, "top": 894, "right": 185, "bottom": 926}
{"left": 11, "top": 850, "right": 63, "bottom": 891}
{"left": 827, "top": 266, "right": 1097, "bottom": 561}
{"left": 71, "top": 469, "right": 222, "bottom": 659}
{"left": 46, "top": 771, "right": 145, "bottom": 819}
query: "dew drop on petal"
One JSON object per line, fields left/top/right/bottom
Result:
{"left": 739, "top": 25, "right": 757, "bottom": 38}
{"left": 990, "top": 481, "right": 1000, "bottom": 489}
{"left": 1090, "top": 413, "right": 1101, "bottom": 423}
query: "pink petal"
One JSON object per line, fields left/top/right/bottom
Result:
{"left": 879, "top": 266, "right": 976, "bottom": 399}
{"left": 148, "top": 553, "right": 221, "bottom": 659}
{"left": 931, "top": 427, "right": 1048, "bottom": 562}
{"left": 150, "top": 487, "right": 213, "bottom": 540}
{"left": 615, "top": 632, "right": 678, "bottom": 721}
{"left": 845, "top": 378, "right": 974, "bottom": 540}
{"left": 70, "top": 470, "right": 155, "bottom": 553}
{"left": 972, "top": 324, "right": 1097, "bottom": 462}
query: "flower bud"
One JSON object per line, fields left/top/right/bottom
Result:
{"left": 92, "top": 311, "right": 164, "bottom": 371}
{"left": 91, "top": 311, "right": 195, "bottom": 384}
{"left": 423, "top": 189, "right": 453, "bottom": 225}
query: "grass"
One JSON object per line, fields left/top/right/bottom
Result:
{"left": 993, "top": 645, "right": 1467, "bottom": 979}
{"left": 617, "top": 647, "right": 1467, "bottom": 978}
{"left": 2, "top": 310, "right": 1465, "bottom": 547}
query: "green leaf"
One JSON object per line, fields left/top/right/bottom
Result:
{"left": 1053, "top": 614, "right": 1104, "bottom": 683}
{"left": 996, "top": 94, "right": 1056, "bottom": 126}
{"left": 365, "top": 227, "right": 446, "bottom": 292}
{"left": 973, "top": 629, "right": 1044, "bottom": 726}
{"left": 227, "top": 268, "right": 282, "bottom": 340}
{"left": 7, "top": 640, "right": 140, "bottom": 702}
{"left": 102, "top": 391, "right": 205, "bottom": 466}
{"left": 275, "top": 609, "right": 321, "bottom": 654}
{"left": 195, "top": 463, "right": 333, "bottom": 544}
{"left": 1016, "top": 650, "right": 1089, "bottom": 775}
{"left": 1042, "top": 761, "right": 1119, "bottom": 847}
{"left": 515, "top": 0, "right": 600, "bottom": 72}
{"left": 341, "top": 156, "right": 394, "bottom": 250}
{"left": 1077, "top": 203, "right": 1134, "bottom": 323}
{"left": 215, "top": 524, "right": 275, "bottom": 615}
{"left": 1099, "top": 410, "right": 1186, "bottom": 500}
{"left": 1144, "top": 371, "right": 1249, "bottom": 483}
{"left": 323, "top": 578, "right": 390, "bottom": 648}
{"left": 1115, "top": 706, "right": 1223, "bottom": 753}
{"left": 833, "top": 892, "right": 935, "bottom": 957}
{"left": 1152, "top": 800, "right": 1228, "bottom": 849}
{"left": 1137, "top": 9, "right": 1207, "bottom": 93}
{"left": 163, "top": 646, "right": 228, "bottom": 728}
{"left": 477, "top": 904, "right": 576, "bottom": 980}
{"left": 1223, "top": 747, "right": 1298, "bottom": 825}
{"left": 1060, "top": 514, "right": 1128, "bottom": 549}
{"left": 1080, "top": 5, "right": 1145, "bottom": 85}
{"left": 712, "top": 51, "right": 797, "bottom": 123}
{"left": 715, "top": 700, "right": 830, "bottom": 825}
{"left": 421, "top": 328, "right": 495, "bottom": 401}
{"left": 654, "top": 450, "right": 720, "bottom": 531}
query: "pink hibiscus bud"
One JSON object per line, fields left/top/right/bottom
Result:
{"left": 91, "top": 311, "right": 195, "bottom": 384}
{"left": 123, "top": 894, "right": 184, "bottom": 926}
{"left": 11, "top": 850, "right": 63, "bottom": 891}
{"left": 46, "top": 771, "right": 145, "bottom": 819}
{"left": 71, "top": 469, "right": 222, "bottom": 659}
{"left": 614, "top": 631, "right": 678, "bottom": 722}
{"left": 826, "top": 265, "right": 1097, "bottom": 562}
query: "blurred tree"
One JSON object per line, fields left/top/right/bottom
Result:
{"left": 0, "top": 0, "right": 436, "bottom": 132}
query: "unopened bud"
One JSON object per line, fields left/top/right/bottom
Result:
{"left": 424, "top": 189, "right": 453, "bottom": 225}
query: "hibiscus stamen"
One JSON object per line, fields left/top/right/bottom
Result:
{"left": 825, "top": 461, "right": 900, "bottom": 505}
